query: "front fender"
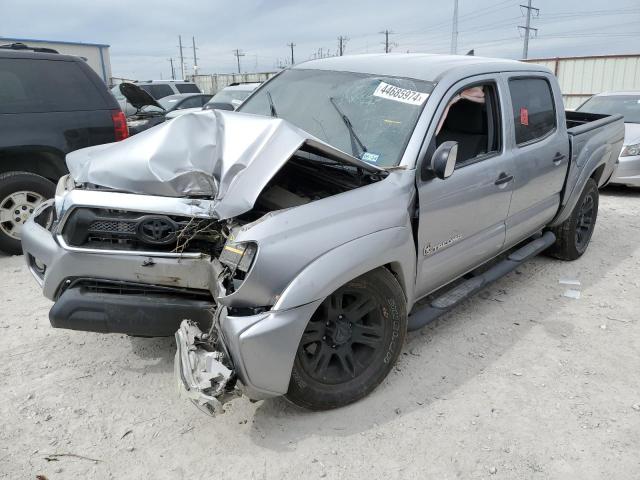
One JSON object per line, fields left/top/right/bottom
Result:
{"left": 273, "top": 226, "right": 416, "bottom": 311}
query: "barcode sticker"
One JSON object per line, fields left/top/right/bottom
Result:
{"left": 373, "top": 82, "right": 429, "bottom": 106}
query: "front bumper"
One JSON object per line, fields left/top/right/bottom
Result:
{"left": 175, "top": 299, "right": 323, "bottom": 403}
{"left": 610, "top": 154, "right": 640, "bottom": 187}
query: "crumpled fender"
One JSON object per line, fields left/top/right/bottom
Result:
{"left": 273, "top": 226, "right": 416, "bottom": 312}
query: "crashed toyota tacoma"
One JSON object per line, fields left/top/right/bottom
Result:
{"left": 22, "top": 54, "right": 624, "bottom": 412}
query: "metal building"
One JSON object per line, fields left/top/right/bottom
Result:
{"left": 193, "top": 72, "right": 276, "bottom": 95}
{"left": 525, "top": 54, "right": 640, "bottom": 109}
{"left": 0, "top": 37, "right": 112, "bottom": 84}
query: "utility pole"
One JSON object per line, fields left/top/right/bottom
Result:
{"left": 380, "top": 29, "right": 396, "bottom": 53}
{"left": 450, "top": 0, "right": 459, "bottom": 54}
{"left": 287, "top": 42, "right": 295, "bottom": 65}
{"left": 191, "top": 36, "right": 199, "bottom": 75}
{"left": 178, "top": 35, "right": 185, "bottom": 79}
{"left": 168, "top": 58, "right": 175, "bottom": 80}
{"left": 338, "top": 36, "right": 348, "bottom": 56}
{"left": 233, "top": 49, "right": 245, "bottom": 73}
{"left": 518, "top": 0, "right": 539, "bottom": 59}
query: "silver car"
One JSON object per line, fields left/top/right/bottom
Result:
{"left": 22, "top": 54, "right": 622, "bottom": 412}
{"left": 576, "top": 91, "right": 640, "bottom": 187}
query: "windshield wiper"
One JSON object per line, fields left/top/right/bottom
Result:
{"left": 329, "top": 96, "right": 367, "bottom": 158}
{"left": 266, "top": 91, "right": 278, "bottom": 118}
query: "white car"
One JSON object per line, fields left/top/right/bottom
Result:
{"left": 165, "top": 82, "right": 261, "bottom": 119}
{"left": 576, "top": 91, "right": 640, "bottom": 187}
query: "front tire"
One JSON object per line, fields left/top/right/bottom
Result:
{"left": 548, "top": 178, "right": 599, "bottom": 261}
{"left": 286, "top": 268, "right": 407, "bottom": 410}
{"left": 0, "top": 172, "right": 55, "bottom": 255}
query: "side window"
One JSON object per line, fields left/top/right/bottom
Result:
{"left": 178, "top": 96, "right": 202, "bottom": 109}
{"left": 508, "top": 77, "right": 556, "bottom": 145}
{"left": 435, "top": 83, "right": 501, "bottom": 166}
{"left": 139, "top": 84, "right": 174, "bottom": 99}
{"left": 0, "top": 58, "right": 106, "bottom": 113}
{"left": 175, "top": 83, "right": 200, "bottom": 94}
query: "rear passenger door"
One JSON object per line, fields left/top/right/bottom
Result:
{"left": 503, "top": 74, "right": 570, "bottom": 248}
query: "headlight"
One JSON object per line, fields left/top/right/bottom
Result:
{"left": 621, "top": 143, "right": 640, "bottom": 157}
{"left": 127, "top": 119, "right": 150, "bottom": 128}
{"left": 219, "top": 241, "right": 257, "bottom": 274}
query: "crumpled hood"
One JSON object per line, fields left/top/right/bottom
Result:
{"left": 67, "top": 109, "right": 381, "bottom": 220}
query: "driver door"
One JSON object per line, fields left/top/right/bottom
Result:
{"left": 415, "top": 76, "right": 515, "bottom": 299}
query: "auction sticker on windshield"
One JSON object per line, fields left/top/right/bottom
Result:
{"left": 373, "top": 82, "right": 429, "bottom": 106}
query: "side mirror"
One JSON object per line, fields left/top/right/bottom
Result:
{"left": 423, "top": 141, "right": 458, "bottom": 180}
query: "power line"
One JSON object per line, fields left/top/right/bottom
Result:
{"left": 232, "top": 49, "right": 245, "bottom": 74}
{"left": 519, "top": 0, "right": 539, "bottom": 59}
{"left": 287, "top": 42, "right": 295, "bottom": 65}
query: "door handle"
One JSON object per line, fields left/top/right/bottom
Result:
{"left": 494, "top": 172, "right": 514, "bottom": 185}
{"left": 552, "top": 152, "right": 566, "bottom": 164}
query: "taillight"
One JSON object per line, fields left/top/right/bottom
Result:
{"left": 111, "top": 110, "right": 129, "bottom": 141}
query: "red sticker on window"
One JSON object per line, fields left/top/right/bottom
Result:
{"left": 520, "top": 107, "right": 529, "bottom": 126}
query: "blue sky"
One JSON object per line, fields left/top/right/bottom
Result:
{"left": 2, "top": 0, "right": 639, "bottom": 79}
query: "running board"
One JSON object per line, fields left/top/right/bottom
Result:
{"left": 407, "top": 231, "right": 556, "bottom": 332}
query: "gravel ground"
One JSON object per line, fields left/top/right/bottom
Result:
{"left": 1, "top": 187, "right": 639, "bottom": 479}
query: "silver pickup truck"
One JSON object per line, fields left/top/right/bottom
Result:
{"left": 22, "top": 54, "right": 624, "bottom": 412}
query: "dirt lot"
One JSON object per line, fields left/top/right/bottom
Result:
{"left": 1, "top": 187, "right": 639, "bottom": 479}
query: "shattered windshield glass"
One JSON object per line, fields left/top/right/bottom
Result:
{"left": 239, "top": 69, "right": 434, "bottom": 167}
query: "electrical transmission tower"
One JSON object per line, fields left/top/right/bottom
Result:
{"left": 233, "top": 49, "right": 245, "bottom": 73}
{"left": 338, "top": 36, "right": 348, "bottom": 56}
{"left": 380, "top": 29, "right": 397, "bottom": 53}
{"left": 178, "top": 35, "right": 185, "bottom": 79}
{"left": 287, "top": 42, "right": 295, "bottom": 65}
{"left": 518, "top": 0, "right": 539, "bottom": 59}
{"left": 450, "top": 0, "right": 459, "bottom": 54}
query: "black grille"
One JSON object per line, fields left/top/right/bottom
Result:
{"left": 88, "top": 220, "right": 137, "bottom": 234}
{"left": 62, "top": 208, "right": 222, "bottom": 254}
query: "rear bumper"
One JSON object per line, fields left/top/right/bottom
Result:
{"left": 50, "top": 286, "right": 214, "bottom": 336}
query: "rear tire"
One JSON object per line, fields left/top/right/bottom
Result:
{"left": 547, "top": 178, "right": 598, "bottom": 261}
{"left": 286, "top": 268, "right": 407, "bottom": 410}
{"left": 0, "top": 172, "right": 55, "bottom": 255}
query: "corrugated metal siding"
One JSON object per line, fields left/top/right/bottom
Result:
{"left": 525, "top": 55, "right": 640, "bottom": 109}
{"left": 192, "top": 72, "right": 277, "bottom": 94}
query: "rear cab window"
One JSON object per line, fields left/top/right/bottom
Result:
{"left": 0, "top": 58, "right": 107, "bottom": 113}
{"left": 508, "top": 77, "right": 556, "bottom": 145}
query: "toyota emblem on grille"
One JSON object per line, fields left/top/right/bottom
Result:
{"left": 137, "top": 216, "right": 177, "bottom": 245}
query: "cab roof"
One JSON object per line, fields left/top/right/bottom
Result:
{"left": 295, "top": 53, "right": 551, "bottom": 83}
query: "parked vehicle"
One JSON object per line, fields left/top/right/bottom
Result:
{"left": 160, "top": 93, "right": 213, "bottom": 119}
{"left": 111, "top": 80, "right": 201, "bottom": 116}
{"left": 165, "top": 83, "right": 260, "bottom": 119}
{"left": 203, "top": 82, "right": 261, "bottom": 111}
{"left": 0, "top": 43, "right": 127, "bottom": 254}
{"left": 576, "top": 91, "right": 640, "bottom": 187}
{"left": 22, "top": 54, "right": 623, "bottom": 412}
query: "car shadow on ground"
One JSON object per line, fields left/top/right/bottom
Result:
{"left": 125, "top": 335, "right": 176, "bottom": 374}
{"left": 242, "top": 200, "right": 639, "bottom": 452}
{"left": 601, "top": 184, "right": 640, "bottom": 198}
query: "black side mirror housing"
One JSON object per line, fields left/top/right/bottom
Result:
{"left": 421, "top": 141, "right": 458, "bottom": 180}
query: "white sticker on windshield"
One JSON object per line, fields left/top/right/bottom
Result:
{"left": 361, "top": 152, "right": 380, "bottom": 163}
{"left": 373, "top": 82, "right": 429, "bottom": 106}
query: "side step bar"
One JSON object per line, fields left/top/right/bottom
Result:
{"left": 407, "top": 231, "right": 556, "bottom": 332}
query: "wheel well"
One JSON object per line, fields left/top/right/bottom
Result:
{"left": 590, "top": 164, "right": 606, "bottom": 186}
{"left": 0, "top": 148, "right": 67, "bottom": 182}
{"left": 383, "top": 262, "right": 408, "bottom": 301}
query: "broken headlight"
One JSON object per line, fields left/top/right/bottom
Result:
{"left": 219, "top": 241, "right": 258, "bottom": 277}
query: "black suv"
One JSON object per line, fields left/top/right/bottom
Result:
{"left": 0, "top": 43, "right": 128, "bottom": 254}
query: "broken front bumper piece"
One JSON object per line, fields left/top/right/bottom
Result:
{"left": 175, "top": 320, "right": 239, "bottom": 415}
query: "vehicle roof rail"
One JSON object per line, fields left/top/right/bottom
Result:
{"left": 0, "top": 42, "right": 59, "bottom": 54}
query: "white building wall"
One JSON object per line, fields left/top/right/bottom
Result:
{"left": 193, "top": 72, "right": 277, "bottom": 94}
{"left": 525, "top": 55, "right": 640, "bottom": 109}
{"left": 0, "top": 37, "right": 112, "bottom": 84}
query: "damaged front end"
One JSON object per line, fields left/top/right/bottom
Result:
{"left": 175, "top": 319, "right": 239, "bottom": 415}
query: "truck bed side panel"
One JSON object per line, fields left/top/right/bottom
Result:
{"left": 549, "top": 112, "right": 624, "bottom": 227}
